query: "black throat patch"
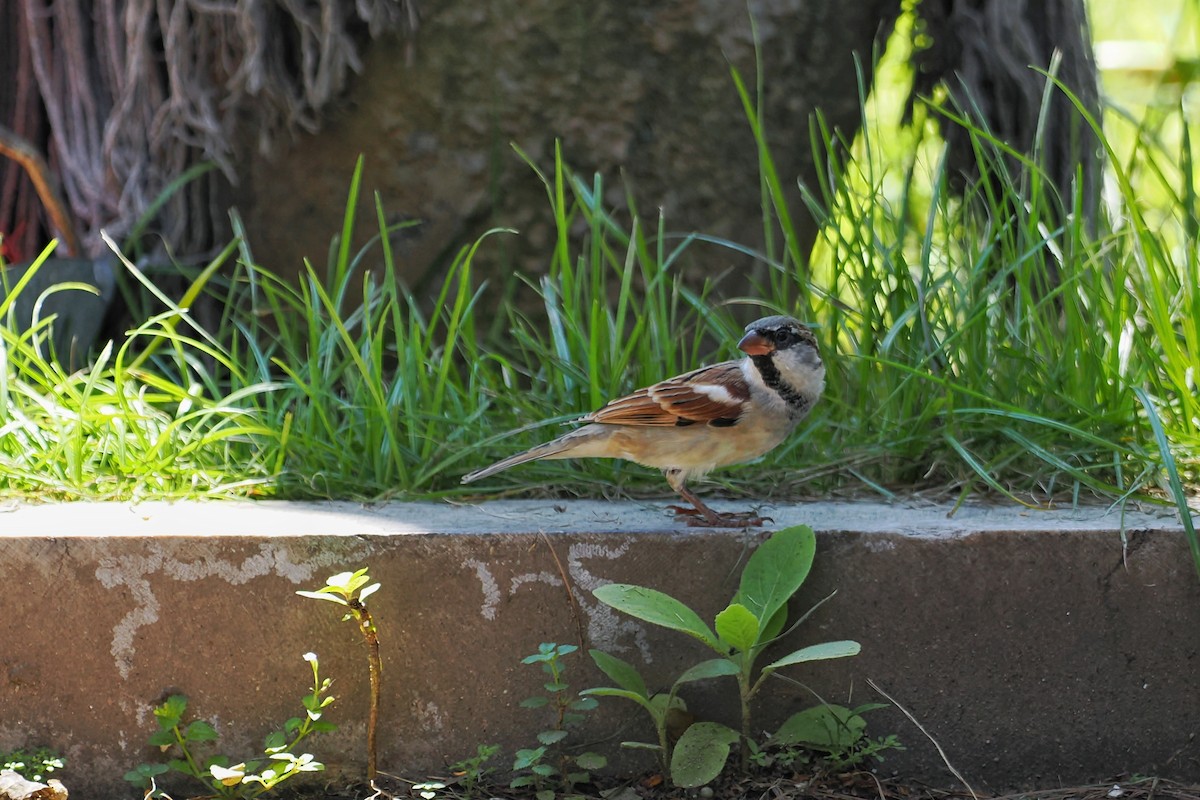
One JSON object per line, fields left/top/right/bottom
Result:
{"left": 751, "top": 354, "right": 812, "bottom": 417}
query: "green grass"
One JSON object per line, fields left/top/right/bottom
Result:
{"left": 0, "top": 40, "right": 1196, "bottom": 554}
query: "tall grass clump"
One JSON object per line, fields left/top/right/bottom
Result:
{"left": 0, "top": 157, "right": 510, "bottom": 499}
{"left": 0, "top": 238, "right": 280, "bottom": 500}
{"left": 1, "top": 50, "right": 1195, "bottom": 540}
{"left": 212, "top": 157, "right": 509, "bottom": 497}
{"left": 213, "top": 149, "right": 731, "bottom": 498}
{"left": 719, "top": 51, "right": 1200, "bottom": 515}
{"left": 460, "top": 142, "right": 739, "bottom": 492}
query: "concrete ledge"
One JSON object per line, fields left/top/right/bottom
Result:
{"left": 1, "top": 499, "right": 1197, "bottom": 794}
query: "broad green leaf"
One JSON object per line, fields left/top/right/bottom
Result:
{"left": 734, "top": 525, "right": 815, "bottom": 627}
{"left": 571, "top": 696, "right": 599, "bottom": 711}
{"left": 672, "top": 658, "right": 740, "bottom": 689}
{"left": 770, "top": 704, "right": 866, "bottom": 750}
{"left": 759, "top": 603, "right": 788, "bottom": 644}
{"left": 588, "top": 649, "right": 648, "bottom": 698}
{"left": 185, "top": 720, "right": 218, "bottom": 742}
{"left": 154, "top": 694, "right": 187, "bottom": 728}
{"left": 714, "top": 603, "right": 760, "bottom": 652}
{"left": 574, "top": 752, "right": 607, "bottom": 770}
{"left": 579, "top": 686, "right": 657, "bottom": 715}
{"left": 167, "top": 758, "right": 193, "bottom": 775}
{"left": 760, "top": 640, "right": 860, "bottom": 675}
{"left": 512, "top": 747, "right": 546, "bottom": 770}
{"left": 147, "top": 729, "right": 175, "bottom": 747}
{"left": 520, "top": 696, "right": 549, "bottom": 709}
{"left": 670, "top": 722, "right": 739, "bottom": 788}
{"left": 593, "top": 584, "right": 720, "bottom": 650}
{"left": 538, "top": 730, "right": 568, "bottom": 746}
{"left": 649, "top": 693, "right": 687, "bottom": 714}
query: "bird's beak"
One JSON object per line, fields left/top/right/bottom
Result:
{"left": 737, "top": 330, "right": 772, "bottom": 356}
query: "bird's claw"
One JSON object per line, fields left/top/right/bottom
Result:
{"left": 666, "top": 505, "right": 772, "bottom": 528}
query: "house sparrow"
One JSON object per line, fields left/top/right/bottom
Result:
{"left": 461, "top": 315, "right": 824, "bottom": 527}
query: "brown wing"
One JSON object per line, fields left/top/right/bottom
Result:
{"left": 583, "top": 361, "right": 750, "bottom": 426}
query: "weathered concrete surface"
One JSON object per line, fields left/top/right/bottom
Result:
{"left": 1, "top": 499, "right": 1197, "bottom": 796}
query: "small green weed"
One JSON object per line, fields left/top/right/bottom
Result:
{"left": 297, "top": 568, "right": 383, "bottom": 781}
{"left": 449, "top": 744, "right": 500, "bottom": 796}
{"left": 750, "top": 703, "right": 903, "bottom": 772}
{"left": 511, "top": 643, "right": 607, "bottom": 800}
{"left": 584, "top": 525, "right": 863, "bottom": 787}
{"left": 124, "top": 653, "right": 334, "bottom": 798}
{"left": 1, "top": 746, "right": 65, "bottom": 782}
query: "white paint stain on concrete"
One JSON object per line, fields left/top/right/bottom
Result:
{"left": 565, "top": 542, "right": 654, "bottom": 662}
{"left": 413, "top": 699, "right": 446, "bottom": 732}
{"left": 464, "top": 558, "right": 502, "bottom": 620}
{"left": 95, "top": 542, "right": 368, "bottom": 680}
{"left": 510, "top": 570, "right": 562, "bottom": 593}
{"left": 461, "top": 539, "right": 655, "bottom": 662}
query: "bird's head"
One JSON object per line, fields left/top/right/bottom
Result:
{"left": 737, "top": 316, "right": 820, "bottom": 365}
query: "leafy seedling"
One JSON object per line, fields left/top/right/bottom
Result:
{"left": 297, "top": 567, "right": 382, "bottom": 781}
{"left": 1, "top": 747, "right": 65, "bottom": 783}
{"left": 511, "top": 643, "right": 607, "bottom": 800}
{"left": 124, "top": 653, "right": 334, "bottom": 798}
{"left": 587, "top": 525, "right": 860, "bottom": 787}
{"left": 764, "top": 702, "right": 902, "bottom": 771}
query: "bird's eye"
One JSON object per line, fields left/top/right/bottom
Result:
{"left": 771, "top": 328, "right": 796, "bottom": 346}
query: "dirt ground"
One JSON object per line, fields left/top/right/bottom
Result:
{"left": 281, "top": 771, "right": 1200, "bottom": 800}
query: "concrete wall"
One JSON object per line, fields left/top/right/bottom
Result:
{"left": 1, "top": 500, "right": 1196, "bottom": 795}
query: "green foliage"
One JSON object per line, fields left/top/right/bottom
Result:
{"left": 0, "top": 39, "right": 1196, "bottom": 582}
{"left": 668, "top": 723, "right": 740, "bottom": 789}
{"left": 449, "top": 744, "right": 501, "bottom": 797}
{"left": 1, "top": 746, "right": 65, "bottom": 782}
{"left": 123, "top": 654, "right": 334, "bottom": 798}
{"left": 585, "top": 526, "right": 865, "bottom": 788}
{"left": 757, "top": 703, "right": 903, "bottom": 771}
{"left": 298, "top": 567, "right": 383, "bottom": 780}
{"left": 511, "top": 643, "right": 606, "bottom": 800}
{"left": 296, "top": 567, "right": 381, "bottom": 616}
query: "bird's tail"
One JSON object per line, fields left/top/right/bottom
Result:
{"left": 460, "top": 428, "right": 597, "bottom": 484}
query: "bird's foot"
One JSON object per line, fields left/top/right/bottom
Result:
{"left": 666, "top": 505, "right": 772, "bottom": 528}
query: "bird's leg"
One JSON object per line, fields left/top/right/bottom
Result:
{"left": 664, "top": 470, "right": 768, "bottom": 528}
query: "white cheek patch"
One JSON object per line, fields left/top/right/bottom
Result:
{"left": 741, "top": 359, "right": 767, "bottom": 391}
